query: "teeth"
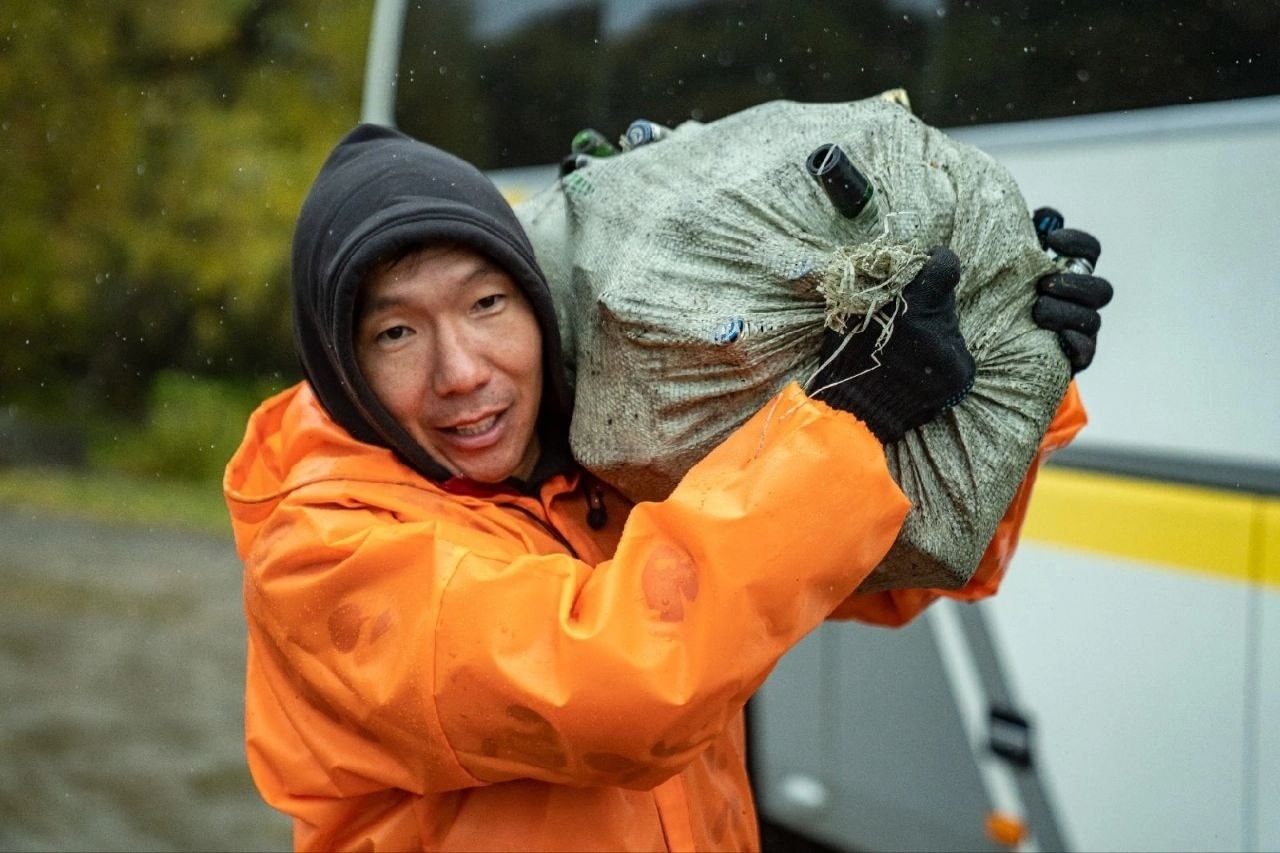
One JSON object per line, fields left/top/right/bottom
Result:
{"left": 452, "top": 414, "right": 497, "bottom": 436}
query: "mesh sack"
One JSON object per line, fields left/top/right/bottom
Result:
{"left": 515, "top": 94, "right": 1070, "bottom": 591}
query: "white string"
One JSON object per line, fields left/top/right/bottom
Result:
{"left": 755, "top": 216, "right": 922, "bottom": 455}
{"left": 803, "top": 293, "right": 906, "bottom": 396}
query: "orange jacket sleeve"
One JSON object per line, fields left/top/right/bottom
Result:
{"left": 237, "top": 382, "right": 909, "bottom": 804}
{"left": 828, "top": 382, "right": 1088, "bottom": 627}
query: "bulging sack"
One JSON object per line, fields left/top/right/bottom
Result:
{"left": 515, "top": 94, "right": 1070, "bottom": 591}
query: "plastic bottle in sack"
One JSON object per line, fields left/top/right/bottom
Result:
{"left": 805, "top": 143, "right": 880, "bottom": 225}
{"left": 619, "top": 119, "right": 672, "bottom": 152}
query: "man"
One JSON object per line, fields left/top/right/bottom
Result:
{"left": 225, "top": 124, "right": 1109, "bottom": 851}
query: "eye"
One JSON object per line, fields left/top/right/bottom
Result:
{"left": 474, "top": 293, "right": 506, "bottom": 313}
{"left": 375, "top": 325, "right": 413, "bottom": 344}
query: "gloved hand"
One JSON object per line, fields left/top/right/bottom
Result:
{"left": 1032, "top": 207, "right": 1114, "bottom": 374}
{"left": 812, "top": 247, "right": 976, "bottom": 443}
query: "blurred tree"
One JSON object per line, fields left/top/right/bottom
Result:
{"left": 0, "top": 0, "right": 372, "bottom": 419}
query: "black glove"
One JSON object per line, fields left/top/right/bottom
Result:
{"left": 812, "top": 247, "right": 975, "bottom": 443}
{"left": 1032, "top": 207, "right": 1114, "bottom": 374}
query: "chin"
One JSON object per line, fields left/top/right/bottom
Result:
{"left": 458, "top": 454, "right": 525, "bottom": 484}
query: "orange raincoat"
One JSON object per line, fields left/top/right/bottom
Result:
{"left": 225, "top": 380, "right": 1084, "bottom": 851}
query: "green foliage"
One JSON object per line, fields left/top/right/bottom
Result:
{"left": 0, "top": 0, "right": 373, "bottom": 419}
{"left": 91, "top": 370, "right": 282, "bottom": 482}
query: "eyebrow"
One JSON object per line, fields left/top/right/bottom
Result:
{"left": 361, "top": 293, "right": 408, "bottom": 317}
{"left": 360, "top": 257, "right": 506, "bottom": 317}
{"left": 455, "top": 257, "right": 504, "bottom": 287}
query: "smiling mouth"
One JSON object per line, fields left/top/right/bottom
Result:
{"left": 446, "top": 413, "right": 499, "bottom": 436}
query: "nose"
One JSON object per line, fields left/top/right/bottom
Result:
{"left": 431, "top": 322, "right": 490, "bottom": 397}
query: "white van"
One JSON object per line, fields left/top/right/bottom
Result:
{"left": 361, "top": 2, "right": 1280, "bottom": 849}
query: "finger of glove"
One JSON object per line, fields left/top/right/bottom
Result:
{"left": 1037, "top": 272, "right": 1113, "bottom": 309}
{"left": 1044, "top": 228, "right": 1101, "bottom": 266}
{"left": 907, "top": 246, "right": 962, "bottom": 304}
{"left": 1033, "top": 294, "right": 1101, "bottom": 335}
{"left": 1032, "top": 206, "right": 1066, "bottom": 248}
{"left": 1058, "top": 328, "right": 1096, "bottom": 373}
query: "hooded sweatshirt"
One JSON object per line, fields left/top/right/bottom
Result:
{"left": 225, "top": 124, "right": 1088, "bottom": 851}
{"left": 290, "top": 123, "right": 573, "bottom": 487}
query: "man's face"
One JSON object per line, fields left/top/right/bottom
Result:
{"left": 356, "top": 244, "right": 543, "bottom": 483}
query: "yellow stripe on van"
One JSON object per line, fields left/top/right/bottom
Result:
{"left": 1264, "top": 502, "right": 1280, "bottom": 588}
{"left": 1023, "top": 467, "right": 1280, "bottom": 588}
{"left": 501, "top": 187, "right": 531, "bottom": 205}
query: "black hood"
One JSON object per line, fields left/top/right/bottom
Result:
{"left": 291, "top": 123, "right": 573, "bottom": 488}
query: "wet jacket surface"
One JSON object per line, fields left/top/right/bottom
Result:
{"left": 224, "top": 379, "right": 1085, "bottom": 852}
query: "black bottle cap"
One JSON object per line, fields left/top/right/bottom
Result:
{"left": 806, "top": 143, "right": 874, "bottom": 219}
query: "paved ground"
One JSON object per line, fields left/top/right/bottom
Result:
{"left": 0, "top": 505, "right": 844, "bottom": 853}
{"left": 0, "top": 507, "right": 290, "bottom": 851}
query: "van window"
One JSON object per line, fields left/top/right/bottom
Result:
{"left": 394, "top": 0, "right": 1279, "bottom": 170}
